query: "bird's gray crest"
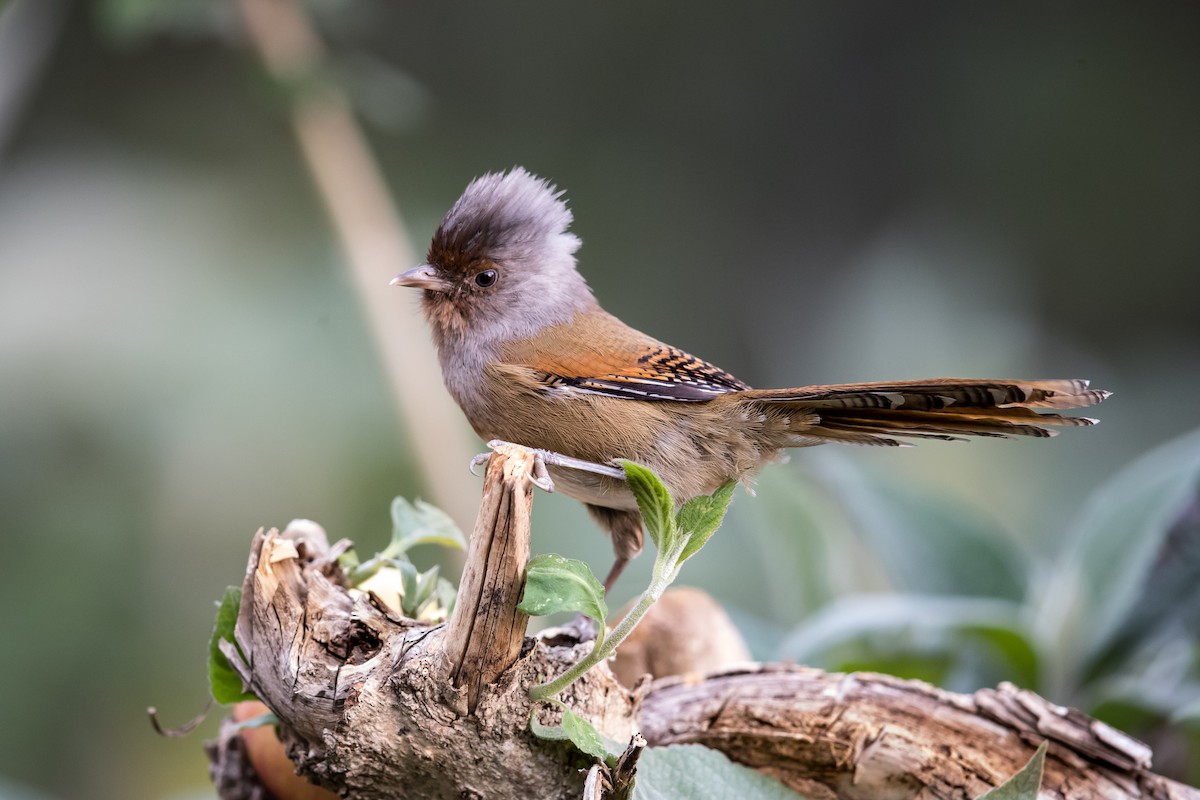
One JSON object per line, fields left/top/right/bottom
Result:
{"left": 434, "top": 167, "right": 582, "bottom": 271}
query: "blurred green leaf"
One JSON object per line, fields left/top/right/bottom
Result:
{"left": 397, "top": 560, "right": 419, "bottom": 615}
{"left": 1175, "top": 697, "right": 1200, "bottom": 725}
{"left": 208, "top": 586, "right": 256, "bottom": 705}
{"left": 814, "top": 452, "right": 1027, "bottom": 600}
{"left": 518, "top": 554, "right": 608, "bottom": 626}
{"left": 1087, "top": 633, "right": 1200, "bottom": 722}
{"left": 95, "top": 0, "right": 225, "bottom": 43}
{"left": 1035, "top": 427, "right": 1200, "bottom": 685}
{"left": 390, "top": 497, "right": 466, "bottom": 554}
{"left": 975, "top": 741, "right": 1046, "bottom": 800}
{"left": 779, "top": 595, "right": 1035, "bottom": 689}
{"left": 435, "top": 577, "right": 458, "bottom": 616}
{"left": 622, "top": 460, "right": 675, "bottom": 551}
{"left": 633, "top": 744, "right": 805, "bottom": 799}
{"left": 745, "top": 468, "right": 845, "bottom": 619}
{"left": 1088, "top": 497, "right": 1200, "bottom": 683}
{"left": 414, "top": 564, "right": 440, "bottom": 609}
{"left": 678, "top": 482, "right": 736, "bottom": 563}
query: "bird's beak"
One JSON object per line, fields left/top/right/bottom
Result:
{"left": 390, "top": 264, "right": 452, "bottom": 292}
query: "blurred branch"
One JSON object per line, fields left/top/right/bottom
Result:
{"left": 235, "top": 0, "right": 479, "bottom": 529}
{"left": 0, "top": 0, "right": 68, "bottom": 162}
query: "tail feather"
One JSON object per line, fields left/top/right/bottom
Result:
{"left": 741, "top": 378, "right": 1109, "bottom": 446}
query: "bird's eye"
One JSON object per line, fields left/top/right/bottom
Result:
{"left": 474, "top": 269, "right": 498, "bottom": 288}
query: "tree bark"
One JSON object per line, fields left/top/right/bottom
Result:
{"left": 209, "top": 445, "right": 1199, "bottom": 800}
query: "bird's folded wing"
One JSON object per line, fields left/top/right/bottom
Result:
{"left": 498, "top": 346, "right": 747, "bottom": 401}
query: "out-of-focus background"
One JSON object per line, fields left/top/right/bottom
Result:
{"left": 2, "top": 2, "right": 1199, "bottom": 798}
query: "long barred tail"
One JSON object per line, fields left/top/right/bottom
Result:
{"left": 739, "top": 378, "right": 1110, "bottom": 447}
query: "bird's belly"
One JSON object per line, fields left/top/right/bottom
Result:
{"left": 470, "top": 390, "right": 762, "bottom": 507}
{"left": 546, "top": 465, "right": 639, "bottom": 511}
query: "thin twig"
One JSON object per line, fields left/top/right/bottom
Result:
{"left": 235, "top": 0, "right": 479, "bottom": 529}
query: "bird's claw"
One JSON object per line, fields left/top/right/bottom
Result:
{"left": 468, "top": 452, "right": 491, "bottom": 477}
{"left": 529, "top": 453, "right": 556, "bottom": 493}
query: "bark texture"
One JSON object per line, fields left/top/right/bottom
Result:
{"left": 209, "top": 446, "right": 1199, "bottom": 800}
{"left": 640, "top": 665, "right": 1189, "bottom": 800}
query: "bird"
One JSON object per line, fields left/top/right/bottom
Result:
{"left": 392, "top": 167, "right": 1109, "bottom": 590}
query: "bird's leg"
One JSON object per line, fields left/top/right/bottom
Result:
{"left": 602, "top": 556, "right": 629, "bottom": 594}
{"left": 471, "top": 440, "right": 627, "bottom": 491}
{"left": 469, "top": 443, "right": 555, "bottom": 490}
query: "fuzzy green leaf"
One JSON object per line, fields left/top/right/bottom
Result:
{"left": 208, "top": 587, "right": 256, "bottom": 705}
{"left": 518, "top": 554, "right": 608, "bottom": 625}
{"left": 529, "top": 710, "right": 571, "bottom": 742}
{"left": 975, "top": 742, "right": 1047, "bottom": 800}
{"left": 677, "top": 482, "right": 736, "bottom": 562}
{"left": 633, "top": 744, "right": 805, "bottom": 799}
{"left": 561, "top": 708, "right": 611, "bottom": 762}
{"left": 622, "top": 461, "right": 675, "bottom": 551}
{"left": 389, "top": 497, "right": 466, "bottom": 554}
{"left": 528, "top": 707, "right": 613, "bottom": 762}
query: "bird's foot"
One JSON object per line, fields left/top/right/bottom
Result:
{"left": 469, "top": 440, "right": 627, "bottom": 493}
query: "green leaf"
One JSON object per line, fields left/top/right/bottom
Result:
{"left": 397, "top": 560, "right": 420, "bottom": 616}
{"left": 633, "top": 744, "right": 805, "bottom": 799}
{"left": 337, "top": 548, "right": 360, "bottom": 571}
{"left": 975, "top": 742, "right": 1047, "bottom": 800}
{"left": 677, "top": 482, "right": 736, "bottom": 562}
{"left": 435, "top": 577, "right": 458, "bottom": 616}
{"left": 622, "top": 461, "right": 676, "bottom": 551}
{"left": 518, "top": 554, "right": 608, "bottom": 626}
{"left": 529, "top": 710, "right": 571, "bottom": 742}
{"left": 561, "top": 708, "right": 610, "bottom": 762}
{"left": 209, "top": 587, "right": 256, "bottom": 705}
{"left": 528, "top": 707, "right": 613, "bottom": 762}
{"left": 389, "top": 497, "right": 467, "bottom": 554}
{"left": 529, "top": 704, "right": 628, "bottom": 764}
{"left": 414, "top": 564, "right": 441, "bottom": 611}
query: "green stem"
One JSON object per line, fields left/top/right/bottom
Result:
{"left": 529, "top": 588, "right": 658, "bottom": 701}
{"left": 529, "top": 544, "right": 683, "bottom": 701}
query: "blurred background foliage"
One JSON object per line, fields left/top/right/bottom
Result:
{"left": 1, "top": 1, "right": 1199, "bottom": 798}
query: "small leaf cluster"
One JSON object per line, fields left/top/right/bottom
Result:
{"left": 339, "top": 497, "right": 464, "bottom": 620}
{"left": 624, "top": 461, "right": 735, "bottom": 579}
{"left": 207, "top": 498, "right": 465, "bottom": 706}
{"left": 519, "top": 463, "right": 735, "bottom": 702}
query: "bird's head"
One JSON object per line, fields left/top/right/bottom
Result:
{"left": 392, "top": 167, "right": 596, "bottom": 348}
